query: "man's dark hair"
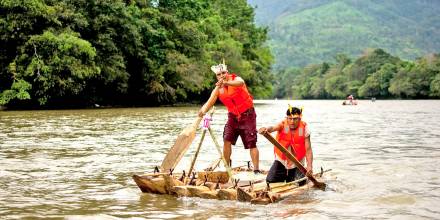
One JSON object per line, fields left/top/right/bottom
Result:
{"left": 286, "top": 107, "right": 302, "bottom": 116}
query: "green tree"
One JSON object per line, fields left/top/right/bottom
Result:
{"left": 358, "top": 63, "right": 397, "bottom": 98}
{"left": 389, "top": 55, "right": 439, "bottom": 98}
{"left": 431, "top": 74, "right": 440, "bottom": 97}
{"left": 14, "top": 31, "right": 100, "bottom": 105}
{"left": 427, "top": 54, "right": 440, "bottom": 97}
{"left": 347, "top": 48, "right": 400, "bottom": 82}
{"left": 325, "top": 75, "right": 347, "bottom": 98}
{"left": 388, "top": 62, "right": 417, "bottom": 98}
{"left": 0, "top": 0, "right": 65, "bottom": 104}
{"left": 0, "top": 79, "right": 32, "bottom": 105}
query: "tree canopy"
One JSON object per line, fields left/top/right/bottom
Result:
{"left": 0, "top": 0, "right": 273, "bottom": 108}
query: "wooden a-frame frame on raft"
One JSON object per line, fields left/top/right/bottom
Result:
{"left": 132, "top": 107, "right": 329, "bottom": 205}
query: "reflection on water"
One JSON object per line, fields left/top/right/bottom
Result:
{"left": 1, "top": 100, "right": 440, "bottom": 219}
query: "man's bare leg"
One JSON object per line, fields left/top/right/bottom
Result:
{"left": 223, "top": 141, "right": 232, "bottom": 166}
{"left": 250, "top": 147, "right": 259, "bottom": 171}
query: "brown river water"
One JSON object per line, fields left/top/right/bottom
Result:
{"left": 1, "top": 100, "right": 439, "bottom": 219}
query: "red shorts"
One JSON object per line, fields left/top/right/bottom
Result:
{"left": 223, "top": 107, "right": 257, "bottom": 149}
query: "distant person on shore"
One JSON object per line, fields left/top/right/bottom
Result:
{"left": 258, "top": 105, "right": 314, "bottom": 185}
{"left": 198, "top": 62, "right": 261, "bottom": 173}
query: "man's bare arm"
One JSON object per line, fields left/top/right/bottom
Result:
{"left": 258, "top": 123, "right": 282, "bottom": 134}
{"left": 198, "top": 86, "right": 219, "bottom": 116}
{"left": 224, "top": 76, "right": 244, "bottom": 87}
{"left": 305, "top": 136, "right": 313, "bottom": 174}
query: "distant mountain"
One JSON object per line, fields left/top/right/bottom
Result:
{"left": 248, "top": 0, "right": 440, "bottom": 69}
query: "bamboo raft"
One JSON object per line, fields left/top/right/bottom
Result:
{"left": 132, "top": 164, "right": 329, "bottom": 205}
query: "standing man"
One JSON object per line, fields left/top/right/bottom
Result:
{"left": 258, "top": 106, "right": 314, "bottom": 184}
{"left": 198, "top": 63, "right": 260, "bottom": 173}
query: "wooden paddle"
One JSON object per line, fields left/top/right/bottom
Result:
{"left": 262, "top": 132, "right": 326, "bottom": 190}
{"left": 160, "top": 116, "right": 203, "bottom": 172}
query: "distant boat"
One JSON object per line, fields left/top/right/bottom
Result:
{"left": 342, "top": 100, "right": 358, "bottom": 105}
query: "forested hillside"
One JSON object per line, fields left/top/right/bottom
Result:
{"left": 0, "top": 0, "right": 273, "bottom": 108}
{"left": 274, "top": 49, "right": 440, "bottom": 99}
{"left": 248, "top": 0, "right": 440, "bottom": 69}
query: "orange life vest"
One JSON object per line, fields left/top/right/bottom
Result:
{"left": 218, "top": 74, "right": 253, "bottom": 116}
{"left": 274, "top": 120, "right": 307, "bottom": 168}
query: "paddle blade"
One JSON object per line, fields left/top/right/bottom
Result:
{"left": 308, "top": 173, "right": 327, "bottom": 190}
{"left": 314, "top": 181, "right": 327, "bottom": 190}
{"left": 160, "top": 117, "right": 202, "bottom": 172}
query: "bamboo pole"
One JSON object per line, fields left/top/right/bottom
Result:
{"left": 208, "top": 127, "right": 233, "bottom": 179}
{"left": 187, "top": 107, "right": 215, "bottom": 175}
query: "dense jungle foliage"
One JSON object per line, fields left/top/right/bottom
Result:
{"left": 0, "top": 0, "right": 273, "bottom": 108}
{"left": 274, "top": 49, "right": 440, "bottom": 99}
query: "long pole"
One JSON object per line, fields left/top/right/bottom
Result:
{"left": 208, "top": 127, "right": 233, "bottom": 179}
{"left": 187, "top": 107, "right": 215, "bottom": 175}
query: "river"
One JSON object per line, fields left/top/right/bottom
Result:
{"left": 1, "top": 100, "right": 439, "bottom": 219}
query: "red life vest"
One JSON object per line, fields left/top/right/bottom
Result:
{"left": 218, "top": 73, "right": 253, "bottom": 116}
{"left": 274, "top": 120, "right": 307, "bottom": 167}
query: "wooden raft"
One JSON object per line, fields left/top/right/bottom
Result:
{"left": 133, "top": 167, "right": 329, "bottom": 205}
